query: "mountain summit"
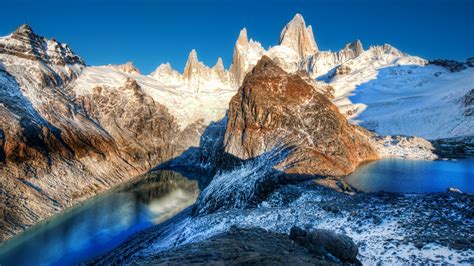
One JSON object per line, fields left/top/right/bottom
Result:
{"left": 279, "top": 13, "right": 319, "bottom": 59}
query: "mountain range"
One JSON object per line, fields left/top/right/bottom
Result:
{"left": 0, "top": 13, "right": 472, "bottom": 243}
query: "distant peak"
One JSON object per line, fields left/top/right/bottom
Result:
{"left": 344, "top": 39, "right": 364, "bottom": 56}
{"left": 117, "top": 61, "right": 141, "bottom": 74}
{"left": 213, "top": 57, "right": 224, "bottom": 70}
{"left": 187, "top": 49, "right": 199, "bottom": 63}
{"left": 183, "top": 49, "right": 205, "bottom": 80}
{"left": 15, "top": 24, "right": 34, "bottom": 34}
{"left": 236, "top": 28, "right": 249, "bottom": 47}
{"left": 279, "top": 13, "right": 318, "bottom": 59}
{"left": 290, "top": 13, "right": 305, "bottom": 24}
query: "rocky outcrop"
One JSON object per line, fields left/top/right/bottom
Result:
{"left": 89, "top": 226, "right": 347, "bottom": 265}
{"left": 279, "top": 13, "right": 319, "bottom": 59}
{"left": 370, "top": 135, "right": 438, "bottom": 160}
{"left": 114, "top": 61, "right": 141, "bottom": 74}
{"left": 429, "top": 59, "right": 467, "bottom": 72}
{"left": 224, "top": 56, "right": 378, "bottom": 176}
{"left": 462, "top": 89, "right": 474, "bottom": 116}
{"left": 290, "top": 227, "right": 360, "bottom": 264}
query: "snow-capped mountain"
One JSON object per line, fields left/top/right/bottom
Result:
{"left": 0, "top": 13, "right": 472, "bottom": 242}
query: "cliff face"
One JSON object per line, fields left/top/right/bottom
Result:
{"left": 0, "top": 25, "right": 203, "bottom": 242}
{"left": 224, "top": 56, "right": 378, "bottom": 176}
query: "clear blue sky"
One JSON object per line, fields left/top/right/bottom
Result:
{"left": 2, "top": 0, "right": 473, "bottom": 74}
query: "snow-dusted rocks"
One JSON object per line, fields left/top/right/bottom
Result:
{"left": 0, "top": 24, "right": 84, "bottom": 66}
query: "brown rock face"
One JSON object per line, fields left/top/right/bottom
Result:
{"left": 224, "top": 56, "right": 378, "bottom": 176}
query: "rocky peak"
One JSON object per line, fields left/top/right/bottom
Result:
{"left": 279, "top": 13, "right": 319, "bottom": 59}
{"left": 230, "top": 28, "right": 265, "bottom": 86}
{"left": 183, "top": 49, "right": 207, "bottom": 81}
{"left": 13, "top": 24, "right": 35, "bottom": 37}
{"left": 224, "top": 56, "right": 378, "bottom": 176}
{"left": 212, "top": 57, "right": 226, "bottom": 80}
{"left": 116, "top": 61, "right": 141, "bottom": 74}
{"left": 1, "top": 24, "right": 85, "bottom": 66}
{"left": 344, "top": 39, "right": 364, "bottom": 57}
{"left": 150, "top": 62, "right": 181, "bottom": 80}
{"left": 236, "top": 28, "right": 249, "bottom": 47}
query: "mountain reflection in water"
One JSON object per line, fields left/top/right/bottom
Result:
{"left": 0, "top": 170, "right": 199, "bottom": 266}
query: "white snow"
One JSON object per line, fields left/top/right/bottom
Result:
{"left": 329, "top": 48, "right": 473, "bottom": 139}
{"left": 72, "top": 65, "right": 237, "bottom": 129}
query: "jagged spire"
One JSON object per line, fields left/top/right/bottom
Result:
{"left": 236, "top": 28, "right": 249, "bottom": 47}
{"left": 213, "top": 57, "right": 226, "bottom": 81}
{"left": 344, "top": 40, "right": 364, "bottom": 57}
{"left": 279, "top": 13, "right": 319, "bottom": 59}
{"left": 183, "top": 49, "right": 200, "bottom": 80}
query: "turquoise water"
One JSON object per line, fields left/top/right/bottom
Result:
{"left": 346, "top": 158, "right": 474, "bottom": 194}
{"left": 0, "top": 171, "right": 199, "bottom": 266}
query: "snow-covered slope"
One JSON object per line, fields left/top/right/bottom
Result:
{"left": 327, "top": 46, "right": 473, "bottom": 139}
{"left": 73, "top": 62, "right": 235, "bottom": 129}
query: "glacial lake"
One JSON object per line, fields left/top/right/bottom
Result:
{"left": 0, "top": 170, "right": 199, "bottom": 266}
{"left": 346, "top": 158, "right": 474, "bottom": 194}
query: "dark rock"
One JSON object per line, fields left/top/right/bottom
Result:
{"left": 466, "top": 57, "right": 474, "bottom": 67}
{"left": 90, "top": 227, "right": 336, "bottom": 265}
{"left": 290, "top": 226, "right": 359, "bottom": 263}
{"left": 414, "top": 241, "right": 424, "bottom": 249}
{"left": 429, "top": 59, "right": 466, "bottom": 72}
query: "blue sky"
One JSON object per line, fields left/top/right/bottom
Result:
{"left": 1, "top": 0, "right": 473, "bottom": 74}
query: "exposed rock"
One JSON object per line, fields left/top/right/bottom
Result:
{"left": 279, "top": 13, "right": 319, "bottom": 59}
{"left": 114, "top": 61, "right": 140, "bottom": 74}
{"left": 290, "top": 227, "right": 360, "bottom": 264}
{"left": 181, "top": 49, "right": 232, "bottom": 91}
{"left": 0, "top": 29, "right": 203, "bottom": 241}
{"left": 429, "top": 59, "right": 467, "bottom": 72}
{"left": 431, "top": 135, "right": 474, "bottom": 158}
{"left": 345, "top": 39, "right": 364, "bottom": 57}
{"left": 224, "top": 56, "right": 378, "bottom": 176}
{"left": 332, "top": 64, "right": 352, "bottom": 77}
{"left": 229, "top": 28, "right": 265, "bottom": 86}
{"left": 88, "top": 226, "right": 337, "bottom": 265}
{"left": 466, "top": 57, "right": 474, "bottom": 67}
{"left": 462, "top": 89, "right": 474, "bottom": 116}
{"left": 370, "top": 135, "right": 438, "bottom": 160}
{"left": 0, "top": 24, "right": 84, "bottom": 66}
{"left": 212, "top": 57, "right": 226, "bottom": 81}
{"left": 149, "top": 62, "right": 181, "bottom": 82}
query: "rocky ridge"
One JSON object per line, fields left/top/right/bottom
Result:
{"left": 0, "top": 25, "right": 203, "bottom": 241}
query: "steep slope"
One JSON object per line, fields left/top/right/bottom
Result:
{"left": 224, "top": 56, "right": 378, "bottom": 176}
{"left": 0, "top": 26, "right": 201, "bottom": 241}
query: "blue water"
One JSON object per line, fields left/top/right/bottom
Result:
{"left": 0, "top": 171, "right": 199, "bottom": 266}
{"left": 346, "top": 158, "right": 474, "bottom": 194}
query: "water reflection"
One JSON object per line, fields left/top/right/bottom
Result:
{"left": 0, "top": 170, "right": 199, "bottom": 266}
{"left": 346, "top": 158, "right": 474, "bottom": 194}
